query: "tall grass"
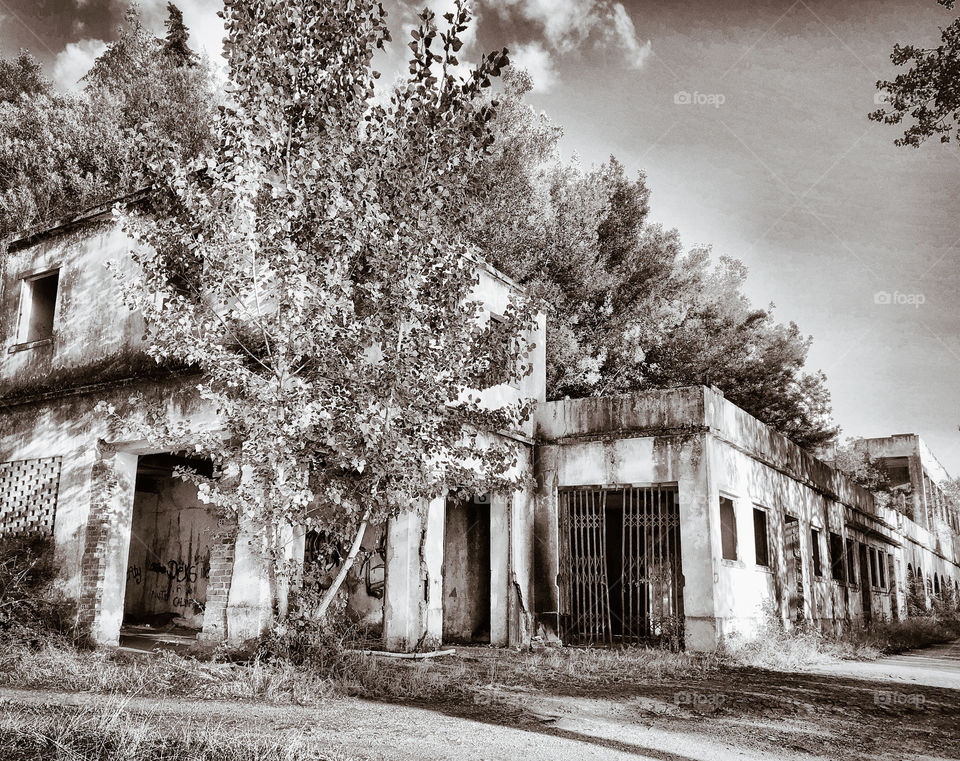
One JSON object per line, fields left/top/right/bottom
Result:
{"left": 721, "top": 606, "right": 960, "bottom": 670}
{"left": 0, "top": 699, "right": 352, "bottom": 761}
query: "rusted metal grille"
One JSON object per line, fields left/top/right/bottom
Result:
{"left": 559, "top": 485, "right": 683, "bottom": 647}
{"left": 0, "top": 457, "right": 62, "bottom": 538}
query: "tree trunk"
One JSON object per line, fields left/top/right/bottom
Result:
{"left": 314, "top": 509, "right": 372, "bottom": 619}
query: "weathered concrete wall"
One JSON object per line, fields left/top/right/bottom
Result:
{"left": 535, "top": 386, "right": 960, "bottom": 650}
{"left": 2, "top": 216, "right": 152, "bottom": 398}
{"left": 383, "top": 440, "right": 536, "bottom": 652}
{"left": 535, "top": 395, "right": 716, "bottom": 649}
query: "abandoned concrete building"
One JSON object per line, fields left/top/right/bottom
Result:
{"left": 1, "top": 205, "right": 959, "bottom": 653}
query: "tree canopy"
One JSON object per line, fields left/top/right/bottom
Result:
{"left": 470, "top": 72, "right": 838, "bottom": 449}
{"left": 870, "top": 0, "right": 960, "bottom": 147}
{"left": 105, "top": 0, "right": 533, "bottom": 613}
{"left": 0, "top": 3, "right": 215, "bottom": 238}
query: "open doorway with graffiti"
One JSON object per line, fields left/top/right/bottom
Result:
{"left": 121, "top": 453, "right": 216, "bottom": 647}
{"left": 557, "top": 484, "right": 684, "bottom": 648}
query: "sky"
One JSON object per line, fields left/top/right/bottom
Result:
{"left": 2, "top": 0, "right": 960, "bottom": 471}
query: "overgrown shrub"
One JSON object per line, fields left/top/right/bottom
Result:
{"left": 250, "top": 565, "right": 368, "bottom": 680}
{"left": 0, "top": 535, "right": 83, "bottom": 643}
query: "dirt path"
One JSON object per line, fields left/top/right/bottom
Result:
{"left": 806, "top": 638, "right": 960, "bottom": 690}
{"left": 2, "top": 643, "right": 959, "bottom": 760}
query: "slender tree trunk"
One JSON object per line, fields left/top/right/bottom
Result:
{"left": 314, "top": 509, "right": 372, "bottom": 619}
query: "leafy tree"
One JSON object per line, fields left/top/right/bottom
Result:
{"left": 471, "top": 73, "right": 838, "bottom": 449}
{"left": 870, "top": 0, "right": 960, "bottom": 146}
{"left": 106, "top": 0, "right": 531, "bottom": 616}
{"left": 0, "top": 51, "right": 50, "bottom": 103}
{"left": 85, "top": 4, "right": 216, "bottom": 173}
{"left": 828, "top": 437, "right": 899, "bottom": 512}
{"left": 0, "top": 89, "right": 126, "bottom": 237}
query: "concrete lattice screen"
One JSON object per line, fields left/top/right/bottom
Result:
{"left": 0, "top": 457, "right": 62, "bottom": 537}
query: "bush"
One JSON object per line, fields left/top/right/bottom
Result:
{"left": 0, "top": 535, "right": 83, "bottom": 643}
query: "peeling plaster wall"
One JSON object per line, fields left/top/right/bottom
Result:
{"left": 1, "top": 217, "right": 152, "bottom": 398}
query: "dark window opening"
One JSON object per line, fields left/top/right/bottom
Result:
{"left": 20, "top": 270, "right": 59, "bottom": 342}
{"left": 811, "top": 528, "right": 822, "bottom": 577}
{"left": 829, "top": 532, "right": 845, "bottom": 582}
{"left": 753, "top": 508, "right": 769, "bottom": 567}
{"left": 720, "top": 497, "right": 738, "bottom": 561}
{"left": 477, "top": 314, "right": 514, "bottom": 388}
{"left": 846, "top": 538, "right": 856, "bottom": 585}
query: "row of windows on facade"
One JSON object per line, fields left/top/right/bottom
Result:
{"left": 717, "top": 496, "right": 897, "bottom": 592}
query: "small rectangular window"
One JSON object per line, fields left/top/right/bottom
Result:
{"left": 720, "top": 496, "right": 738, "bottom": 561}
{"left": 846, "top": 538, "right": 857, "bottom": 585}
{"left": 880, "top": 554, "right": 889, "bottom": 588}
{"left": 478, "top": 314, "right": 514, "bottom": 387}
{"left": 811, "top": 528, "right": 823, "bottom": 577}
{"left": 872, "top": 548, "right": 883, "bottom": 588}
{"left": 753, "top": 507, "right": 769, "bottom": 567}
{"left": 830, "top": 532, "right": 845, "bottom": 582}
{"left": 17, "top": 269, "right": 59, "bottom": 343}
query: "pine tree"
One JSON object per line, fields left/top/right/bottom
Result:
{"left": 163, "top": 2, "right": 197, "bottom": 67}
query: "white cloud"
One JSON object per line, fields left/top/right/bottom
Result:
{"left": 608, "top": 3, "right": 651, "bottom": 69}
{"left": 486, "top": 0, "right": 597, "bottom": 53}
{"left": 509, "top": 40, "right": 558, "bottom": 93}
{"left": 484, "top": 0, "right": 651, "bottom": 73}
{"left": 52, "top": 38, "right": 107, "bottom": 90}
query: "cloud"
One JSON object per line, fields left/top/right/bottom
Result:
{"left": 509, "top": 40, "right": 558, "bottom": 93}
{"left": 484, "top": 0, "right": 651, "bottom": 89}
{"left": 487, "top": 0, "right": 597, "bottom": 53}
{"left": 608, "top": 2, "right": 651, "bottom": 69}
{"left": 52, "top": 38, "right": 107, "bottom": 90}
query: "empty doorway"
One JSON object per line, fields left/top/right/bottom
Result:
{"left": 122, "top": 453, "right": 216, "bottom": 638}
{"left": 442, "top": 493, "right": 491, "bottom": 644}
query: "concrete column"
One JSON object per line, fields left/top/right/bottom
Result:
{"left": 383, "top": 500, "right": 444, "bottom": 652}
{"left": 489, "top": 493, "right": 510, "bottom": 646}
{"left": 423, "top": 496, "right": 445, "bottom": 643}
{"left": 532, "top": 444, "right": 561, "bottom": 639}
{"left": 682, "top": 434, "right": 721, "bottom": 652}
{"left": 224, "top": 511, "right": 274, "bottom": 641}
{"left": 79, "top": 449, "right": 138, "bottom": 646}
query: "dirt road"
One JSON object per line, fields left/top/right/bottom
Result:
{"left": 2, "top": 642, "right": 959, "bottom": 760}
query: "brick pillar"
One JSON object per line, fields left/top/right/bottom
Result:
{"left": 77, "top": 448, "right": 138, "bottom": 645}
{"left": 200, "top": 518, "right": 237, "bottom": 642}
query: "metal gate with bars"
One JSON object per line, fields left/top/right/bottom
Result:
{"left": 557, "top": 485, "right": 684, "bottom": 647}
